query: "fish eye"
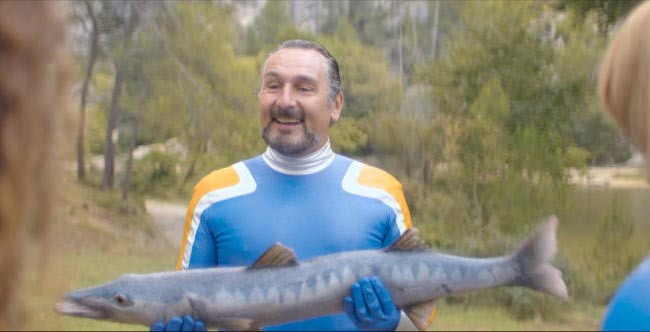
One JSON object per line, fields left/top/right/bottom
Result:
{"left": 113, "top": 293, "right": 130, "bottom": 306}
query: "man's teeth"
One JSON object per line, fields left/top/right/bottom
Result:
{"left": 275, "top": 117, "right": 300, "bottom": 124}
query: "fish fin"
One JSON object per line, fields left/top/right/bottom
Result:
{"left": 185, "top": 294, "right": 260, "bottom": 330}
{"left": 403, "top": 299, "right": 437, "bottom": 331}
{"left": 386, "top": 228, "right": 428, "bottom": 252}
{"left": 215, "top": 318, "right": 259, "bottom": 331}
{"left": 248, "top": 242, "right": 298, "bottom": 269}
{"left": 515, "top": 215, "right": 569, "bottom": 301}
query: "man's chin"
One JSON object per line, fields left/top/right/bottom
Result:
{"left": 262, "top": 127, "right": 321, "bottom": 156}
{"left": 269, "top": 142, "right": 312, "bottom": 156}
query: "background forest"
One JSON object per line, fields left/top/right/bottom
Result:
{"left": 37, "top": 0, "right": 648, "bottom": 329}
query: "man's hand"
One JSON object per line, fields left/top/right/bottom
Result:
{"left": 344, "top": 276, "right": 400, "bottom": 331}
{"left": 150, "top": 315, "right": 206, "bottom": 332}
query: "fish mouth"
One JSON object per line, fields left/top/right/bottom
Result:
{"left": 54, "top": 300, "right": 106, "bottom": 319}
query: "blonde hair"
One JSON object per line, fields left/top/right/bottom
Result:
{"left": 598, "top": 1, "right": 650, "bottom": 181}
{"left": 0, "top": 1, "right": 70, "bottom": 328}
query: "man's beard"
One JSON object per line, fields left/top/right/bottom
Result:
{"left": 262, "top": 106, "right": 321, "bottom": 156}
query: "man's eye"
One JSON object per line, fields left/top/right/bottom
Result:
{"left": 298, "top": 86, "right": 314, "bottom": 92}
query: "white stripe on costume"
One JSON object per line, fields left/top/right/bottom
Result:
{"left": 180, "top": 162, "right": 256, "bottom": 270}
{"left": 341, "top": 161, "right": 407, "bottom": 234}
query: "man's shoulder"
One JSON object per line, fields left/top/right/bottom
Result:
{"left": 192, "top": 156, "right": 261, "bottom": 197}
{"left": 194, "top": 165, "right": 241, "bottom": 192}
{"left": 344, "top": 157, "right": 403, "bottom": 190}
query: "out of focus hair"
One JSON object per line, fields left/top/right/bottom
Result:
{"left": 0, "top": 1, "right": 70, "bottom": 328}
{"left": 598, "top": 1, "right": 650, "bottom": 180}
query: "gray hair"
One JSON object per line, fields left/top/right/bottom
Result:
{"left": 260, "top": 39, "right": 342, "bottom": 105}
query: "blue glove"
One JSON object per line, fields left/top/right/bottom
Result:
{"left": 344, "top": 276, "right": 400, "bottom": 331}
{"left": 150, "top": 315, "right": 206, "bottom": 332}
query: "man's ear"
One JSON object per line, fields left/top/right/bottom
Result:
{"left": 330, "top": 92, "right": 344, "bottom": 125}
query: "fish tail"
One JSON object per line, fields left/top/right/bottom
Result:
{"left": 513, "top": 215, "right": 569, "bottom": 301}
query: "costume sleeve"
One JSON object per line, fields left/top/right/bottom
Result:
{"left": 355, "top": 163, "right": 412, "bottom": 231}
{"left": 602, "top": 256, "right": 650, "bottom": 330}
{"left": 175, "top": 166, "right": 241, "bottom": 270}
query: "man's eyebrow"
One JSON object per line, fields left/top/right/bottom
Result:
{"left": 263, "top": 71, "right": 318, "bottom": 85}
{"left": 263, "top": 71, "right": 282, "bottom": 80}
{"left": 294, "top": 74, "right": 318, "bottom": 85}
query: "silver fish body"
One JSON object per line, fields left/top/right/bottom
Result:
{"left": 55, "top": 216, "right": 568, "bottom": 330}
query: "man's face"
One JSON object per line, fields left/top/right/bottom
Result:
{"left": 259, "top": 48, "right": 343, "bottom": 156}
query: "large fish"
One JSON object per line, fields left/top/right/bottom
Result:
{"left": 55, "top": 215, "right": 568, "bottom": 330}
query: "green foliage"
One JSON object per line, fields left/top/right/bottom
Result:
{"left": 318, "top": 19, "right": 402, "bottom": 119}
{"left": 244, "top": 0, "right": 293, "bottom": 54}
{"left": 557, "top": 0, "right": 643, "bottom": 34}
{"left": 414, "top": 1, "right": 588, "bottom": 241}
{"left": 139, "top": 2, "right": 262, "bottom": 181}
{"left": 330, "top": 117, "right": 369, "bottom": 155}
{"left": 552, "top": 11, "right": 631, "bottom": 164}
{"left": 131, "top": 151, "right": 179, "bottom": 194}
{"left": 588, "top": 197, "right": 638, "bottom": 303}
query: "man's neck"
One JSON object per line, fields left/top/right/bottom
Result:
{"left": 262, "top": 140, "right": 335, "bottom": 175}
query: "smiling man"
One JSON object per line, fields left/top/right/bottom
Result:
{"left": 259, "top": 45, "right": 342, "bottom": 156}
{"left": 155, "top": 40, "right": 420, "bottom": 331}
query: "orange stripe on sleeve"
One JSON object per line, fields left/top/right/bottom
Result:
{"left": 175, "top": 166, "right": 240, "bottom": 270}
{"left": 357, "top": 166, "right": 413, "bottom": 229}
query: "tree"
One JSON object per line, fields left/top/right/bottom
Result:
{"left": 100, "top": 1, "right": 141, "bottom": 190}
{"left": 144, "top": 2, "right": 260, "bottom": 185}
{"left": 419, "top": 1, "right": 589, "bottom": 240}
{"left": 244, "top": 0, "right": 292, "bottom": 54}
{"left": 73, "top": 0, "right": 101, "bottom": 181}
{"left": 553, "top": 3, "right": 632, "bottom": 164}
{"left": 557, "top": 0, "right": 643, "bottom": 35}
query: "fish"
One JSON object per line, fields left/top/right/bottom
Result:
{"left": 54, "top": 215, "right": 568, "bottom": 331}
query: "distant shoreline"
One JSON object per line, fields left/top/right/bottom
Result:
{"left": 569, "top": 166, "right": 648, "bottom": 189}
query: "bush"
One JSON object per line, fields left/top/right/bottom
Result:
{"left": 131, "top": 151, "right": 180, "bottom": 195}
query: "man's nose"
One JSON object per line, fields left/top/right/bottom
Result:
{"left": 277, "top": 86, "right": 297, "bottom": 108}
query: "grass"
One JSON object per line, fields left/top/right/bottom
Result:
{"left": 431, "top": 301, "right": 604, "bottom": 331}
{"left": 11, "top": 174, "right": 615, "bottom": 331}
{"left": 16, "top": 175, "right": 177, "bottom": 331}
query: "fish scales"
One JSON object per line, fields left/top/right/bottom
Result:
{"left": 55, "top": 216, "right": 569, "bottom": 331}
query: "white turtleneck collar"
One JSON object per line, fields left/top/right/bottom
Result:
{"left": 262, "top": 140, "right": 336, "bottom": 175}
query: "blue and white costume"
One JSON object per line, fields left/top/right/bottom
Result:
{"left": 602, "top": 256, "right": 650, "bottom": 331}
{"left": 176, "top": 141, "right": 412, "bottom": 331}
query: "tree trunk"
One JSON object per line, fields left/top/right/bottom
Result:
{"left": 431, "top": 0, "right": 440, "bottom": 59}
{"left": 77, "top": 0, "right": 99, "bottom": 181}
{"left": 102, "top": 2, "right": 139, "bottom": 191}
{"left": 182, "top": 141, "right": 207, "bottom": 185}
{"left": 102, "top": 59, "right": 124, "bottom": 190}
{"left": 121, "top": 87, "right": 146, "bottom": 202}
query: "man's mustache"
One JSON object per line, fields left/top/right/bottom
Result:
{"left": 271, "top": 106, "right": 304, "bottom": 121}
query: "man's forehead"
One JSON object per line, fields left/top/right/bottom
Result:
{"left": 263, "top": 48, "right": 328, "bottom": 78}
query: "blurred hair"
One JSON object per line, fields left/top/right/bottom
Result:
{"left": 598, "top": 1, "right": 650, "bottom": 180}
{"left": 260, "top": 39, "right": 342, "bottom": 105}
{"left": 0, "top": 1, "right": 70, "bottom": 328}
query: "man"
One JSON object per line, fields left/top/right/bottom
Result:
{"left": 152, "top": 40, "right": 419, "bottom": 331}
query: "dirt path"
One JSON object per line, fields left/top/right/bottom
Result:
{"left": 145, "top": 199, "right": 187, "bottom": 252}
{"left": 569, "top": 166, "right": 648, "bottom": 188}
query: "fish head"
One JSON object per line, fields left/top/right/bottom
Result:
{"left": 54, "top": 274, "right": 166, "bottom": 326}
